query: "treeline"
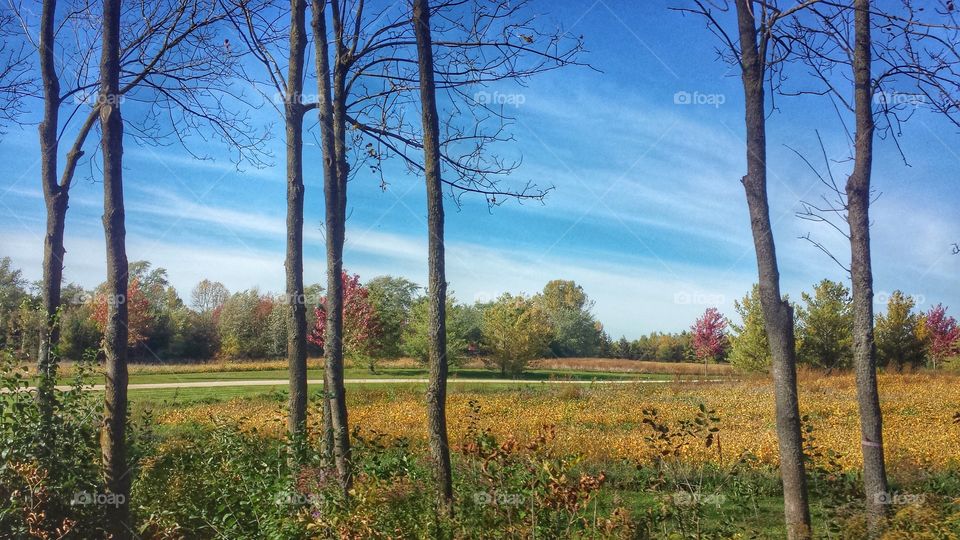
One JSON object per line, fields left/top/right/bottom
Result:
{"left": 728, "top": 280, "right": 960, "bottom": 372}
{"left": 1, "top": 257, "right": 609, "bottom": 374}
{"left": 5, "top": 257, "right": 957, "bottom": 374}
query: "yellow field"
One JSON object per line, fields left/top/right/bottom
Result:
{"left": 159, "top": 372, "right": 960, "bottom": 475}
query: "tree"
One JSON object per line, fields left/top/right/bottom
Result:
{"left": 23, "top": 0, "right": 265, "bottom": 397}
{"left": 924, "top": 305, "right": 960, "bottom": 369}
{"left": 217, "top": 289, "right": 276, "bottom": 358}
{"left": 403, "top": 297, "right": 477, "bottom": 366}
{"left": 367, "top": 276, "right": 420, "bottom": 357}
{"left": 306, "top": 0, "right": 584, "bottom": 496}
{"left": 413, "top": 2, "right": 454, "bottom": 505}
{"left": 481, "top": 294, "right": 552, "bottom": 376}
{"left": 679, "top": 2, "right": 814, "bottom": 533}
{"left": 795, "top": 280, "right": 853, "bottom": 371}
{"left": 0, "top": 257, "right": 28, "bottom": 350}
{"left": 223, "top": 0, "right": 315, "bottom": 459}
{"left": 876, "top": 291, "right": 925, "bottom": 371}
{"left": 91, "top": 279, "right": 151, "bottom": 351}
{"left": 98, "top": 0, "right": 130, "bottom": 531}
{"left": 535, "top": 280, "right": 600, "bottom": 358}
{"left": 691, "top": 308, "right": 728, "bottom": 363}
{"left": 191, "top": 280, "right": 230, "bottom": 313}
{"left": 308, "top": 272, "right": 381, "bottom": 371}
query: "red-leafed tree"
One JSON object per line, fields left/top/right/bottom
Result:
{"left": 924, "top": 304, "right": 960, "bottom": 369}
{"left": 691, "top": 307, "right": 728, "bottom": 363}
{"left": 91, "top": 278, "right": 151, "bottom": 349}
{"left": 309, "top": 271, "right": 381, "bottom": 372}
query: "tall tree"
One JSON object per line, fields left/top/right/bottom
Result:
{"left": 787, "top": 2, "right": 960, "bottom": 526}
{"left": 99, "top": 0, "right": 130, "bottom": 533}
{"left": 729, "top": 285, "right": 773, "bottom": 373}
{"left": 308, "top": 0, "right": 584, "bottom": 496}
{"left": 23, "top": 0, "right": 266, "bottom": 408}
{"left": 680, "top": 2, "right": 816, "bottom": 536}
{"left": 225, "top": 0, "right": 315, "bottom": 461}
{"left": 412, "top": 0, "right": 452, "bottom": 512}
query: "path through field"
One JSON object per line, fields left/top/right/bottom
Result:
{"left": 41, "top": 377, "right": 729, "bottom": 392}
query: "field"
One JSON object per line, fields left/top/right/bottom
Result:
{"left": 5, "top": 359, "right": 960, "bottom": 538}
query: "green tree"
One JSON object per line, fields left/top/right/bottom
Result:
{"left": 403, "top": 296, "right": 477, "bottom": 366}
{"left": 729, "top": 285, "right": 772, "bottom": 372}
{"left": 217, "top": 289, "right": 273, "bottom": 359}
{"left": 875, "top": 291, "right": 926, "bottom": 371}
{"left": 481, "top": 293, "right": 552, "bottom": 376}
{"left": 367, "top": 276, "right": 420, "bottom": 358}
{"left": 0, "top": 257, "right": 29, "bottom": 350}
{"left": 535, "top": 280, "right": 600, "bottom": 357}
{"left": 796, "top": 279, "right": 853, "bottom": 370}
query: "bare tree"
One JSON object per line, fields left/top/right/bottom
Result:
{"left": 99, "top": 0, "right": 130, "bottom": 534}
{"left": 0, "top": 5, "right": 33, "bottom": 131}
{"left": 411, "top": 0, "right": 451, "bottom": 514}
{"left": 308, "top": 0, "right": 584, "bottom": 499}
{"left": 677, "top": 1, "right": 818, "bottom": 537}
{"left": 785, "top": 1, "right": 960, "bottom": 531}
{"left": 19, "top": 0, "right": 267, "bottom": 412}
{"left": 222, "top": 0, "right": 318, "bottom": 461}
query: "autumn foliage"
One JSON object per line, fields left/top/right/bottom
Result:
{"left": 691, "top": 307, "right": 728, "bottom": 362}
{"left": 924, "top": 304, "right": 960, "bottom": 368}
{"left": 91, "top": 278, "right": 152, "bottom": 348}
{"left": 308, "top": 271, "right": 380, "bottom": 358}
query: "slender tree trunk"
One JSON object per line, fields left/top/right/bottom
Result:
{"left": 285, "top": 0, "right": 309, "bottom": 463}
{"left": 313, "top": 0, "right": 351, "bottom": 494}
{"left": 37, "top": 0, "right": 63, "bottom": 426}
{"left": 413, "top": 0, "right": 453, "bottom": 514}
{"left": 849, "top": 0, "right": 888, "bottom": 532}
{"left": 734, "top": 2, "right": 811, "bottom": 538}
{"left": 99, "top": 0, "right": 130, "bottom": 534}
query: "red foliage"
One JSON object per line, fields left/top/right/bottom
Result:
{"left": 91, "top": 278, "right": 152, "bottom": 348}
{"left": 925, "top": 304, "right": 960, "bottom": 365}
{"left": 308, "top": 271, "right": 380, "bottom": 356}
{"left": 691, "top": 307, "right": 728, "bottom": 361}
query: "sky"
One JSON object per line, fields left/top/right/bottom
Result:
{"left": 1, "top": 0, "right": 958, "bottom": 339}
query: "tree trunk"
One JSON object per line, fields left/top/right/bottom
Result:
{"left": 99, "top": 0, "right": 131, "bottom": 535}
{"left": 413, "top": 0, "right": 453, "bottom": 514}
{"left": 285, "top": 0, "right": 309, "bottom": 463}
{"left": 312, "top": 0, "right": 351, "bottom": 494}
{"left": 849, "top": 0, "right": 889, "bottom": 532}
{"left": 37, "top": 0, "right": 63, "bottom": 425}
{"left": 734, "top": 1, "right": 811, "bottom": 538}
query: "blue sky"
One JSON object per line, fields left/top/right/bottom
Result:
{"left": 1, "top": 0, "right": 958, "bottom": 339}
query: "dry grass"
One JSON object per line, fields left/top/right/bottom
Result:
{"left": 531, "top": 357, "right": 734, "bottom": 376}
{"left": 160, "top": 372, "right": 960, "bottom": 476}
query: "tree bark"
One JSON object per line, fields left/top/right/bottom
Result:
{"left": 734, "top": 1, "right": 811, "bottom": 538}
{"left": 99, "top": 0, "right": 131, "bottom": 535}
{"left": 37, "top": 0, "right": 63, "bottom": 424}
{"left": 312, "top": 0, "right": 351, "bottom": 494}
{"left": 285, "top": 0, "right": 309, "bottom": 463}
{"left": 413, "top": 0, "right": 453, "bottom": 514}
{"left": 849, "top": 0, "right": 889, "bottom": 533}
